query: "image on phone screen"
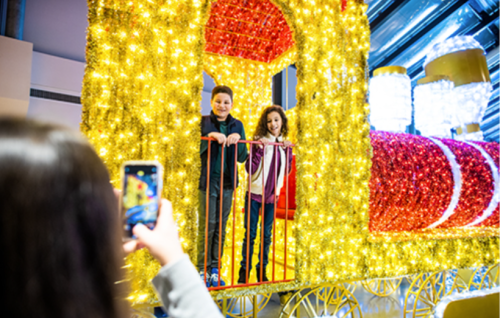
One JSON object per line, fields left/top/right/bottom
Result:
{"left": 122, "top": 165, "right": 159, "bottom": 238}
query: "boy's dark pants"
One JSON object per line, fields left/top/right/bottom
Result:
{"left": 197, "top": 179, "right": 233, "bottom": 272}
{"left": 240, "top": 193, "right": 275, "bottom": 271}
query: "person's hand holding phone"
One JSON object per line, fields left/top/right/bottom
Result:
{"left": 123, "top": 199, "right": 184, "bottom": 266}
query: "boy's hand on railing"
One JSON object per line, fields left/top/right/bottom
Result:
{"left": 259, "top": 138, "right": 270, "bottom": 149}
{"left": 282, "top": 140, "right": 292, "bottom": 148}
{"left": 227, "top": 133, "right": 241, "bottom": 146}
{"left": 208, "top": 132, "right": 227, "bottom": 147}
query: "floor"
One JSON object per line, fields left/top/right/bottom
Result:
{"left": 153, "top": 267, "right": 497, "bottom": 317}
{"left": 222, "top": 280, "right": 411, "bottom": 318}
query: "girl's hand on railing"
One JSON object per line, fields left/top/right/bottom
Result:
{"left": 283, "top": 140, "right": 292, "bottom": 148}
{"left": 227, "top": 133, "right": 241, "bottom": 146}
{"left": 208, "top": 132, "right": 227, "bottom": 147}
{"left": 259, "top": 138, "right": 270, "bottom": 149}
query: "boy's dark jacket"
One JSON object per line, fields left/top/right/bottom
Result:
{"left": 199, "top": 111, "right": 248, "bottom": 190}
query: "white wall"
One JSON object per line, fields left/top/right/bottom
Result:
{"left": 27, "top": 52, "right": 85, "bottom": 130}
{"left": 283, "top": 66, "right": 298, "bottom": 111}
{"left": 27, "top": 98, "right": 82, "bottom": 129}
{"left": 201, "top": 72, "right": 216, "bottom": 115}
{"left": 23, "top": 0, "right": 88, "bottom": 63}
{"left": 0, "top": 36, "right": 33, "bottom": 117}
{"left": 30, "top": 52, "right": 85, "bottom": 96}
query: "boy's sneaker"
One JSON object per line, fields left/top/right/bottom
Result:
{"left": 210, "top": 268, "right": 226, "bottom": 287}
{"left": 199, "top": 270, "right": 210, "bottom": 288}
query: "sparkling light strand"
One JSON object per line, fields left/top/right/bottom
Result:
{"left": 474, "top": 141, "right": 500, "bottom": 227}
{"left": 426, "top": 137, "right": 462, "bottom": 228}
{"left": 463, "top": 141, "right": 499, "bottom": 226}
{"left": 436, "top": 139, "right": 494, "bottom": 228}
{"left": 369, "top": 132, "right": 454, "bottom": 232}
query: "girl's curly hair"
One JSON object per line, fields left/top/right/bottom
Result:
{"left": 252, "top": 105, "right": 289, "bottom": 140}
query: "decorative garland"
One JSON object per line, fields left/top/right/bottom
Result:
{"left": 426, "top": 137, "right": 462, "bottom": 228}
{"left": 205, "top": 0, "right": 295, "bottom": 63}
{"left": 474, "top": 141, "right": 500, "bottom": 227}
{"left": 436, "top": 139, "right": 494, "bottom": 228}
{"left": 82, "top": 0, "right": 499, "bottom": 303}
{"left": 369, "top": 132, "right": 498, "bottom": 232}
{"left": 369, "top": 132, "right": 454, "bottom": 231}
{"left": 464, "top": 141, "right": 499, "bottom": 226}
{"left": 82, "top": 0, "right": 210, "bottom": 305}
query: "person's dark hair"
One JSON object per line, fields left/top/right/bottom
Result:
{"left": 253, "top": 105, "right": 289, "bottom": 140}
{"left": 0, "top": 118, "right": 127, "bottom": 318}
{"left": 211, "top": 85, "right": 233, "bottom": 102}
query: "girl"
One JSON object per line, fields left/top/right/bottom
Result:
{"left": 238, "top": 105, "right": 293, "bottom": 284}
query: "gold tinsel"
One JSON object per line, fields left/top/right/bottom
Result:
{"left": 82, "top": 0, "right": 499, "bottom": 304}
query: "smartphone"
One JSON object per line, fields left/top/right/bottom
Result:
{"left": 121, "top": 161, "right": 163, "bottom": 240}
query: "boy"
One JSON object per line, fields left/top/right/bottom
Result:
{"left": 198, "top": 85, "right": 248, "bottom": 287}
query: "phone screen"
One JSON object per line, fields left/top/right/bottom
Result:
{"left": 122, "top": 165, "right": 159, "bottom": 238}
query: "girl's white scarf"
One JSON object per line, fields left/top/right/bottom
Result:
{"left": 249, "top": 132, "right": 286, "bottom": 197}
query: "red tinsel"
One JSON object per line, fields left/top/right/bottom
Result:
{"left": 204, "top": 0, "right": 295, "bottom": 63}
{"left": 436, "top": 139, "right": 494, "bottom": 228}
{"left": 473, "top": 141, "right": 500, "bottom": 227}
{"left": 369, "top": 132, "right": 454, "bottom": 232}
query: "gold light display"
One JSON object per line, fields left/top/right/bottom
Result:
{"left": 82, "top": 0, "right": 498, "bottom": 305}
{"left": 82, "top": 0, "right": 209, "bottom": 304}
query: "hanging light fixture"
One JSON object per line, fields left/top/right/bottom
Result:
{"left": 424, "top": 36, "right": 492, "bottom": 141}
{"left": 414, "top": 75, "right": 455, "bottom": 138}
{"left": 369, "top": 66, "right": 412, "bottom": 133}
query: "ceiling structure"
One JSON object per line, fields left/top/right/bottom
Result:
{"left": 365, "top": 0, "right": 499, "bottom": 142}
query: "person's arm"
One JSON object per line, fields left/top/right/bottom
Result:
{"left": 237, "top": 128, "right": 249, "bottom": 163}
{"left": 200, "top": 119, "right": 224, "bottom": 155}
{"left": 200, "top": 139, "right": 209, "bottom": 155}
{"left": 123, "top": 200, "right": 223, "bottom": 318}
{"left": 152, "top": 255, "right": 222, "bottom": 318}
{"left": 245, "top": 143, "right": 264, "bottom": 174}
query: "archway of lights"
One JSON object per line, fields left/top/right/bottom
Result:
{"left": 82, "top": 0, "right": 498, "bottom": 305}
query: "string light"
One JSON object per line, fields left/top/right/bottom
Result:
{"left": 435, "top": 139, "right": 494, "bottom": 228}
{"left": 369, "top": 131, "right": 454, "bottom": 232}
{"left": 82, "top": 0, "right": 499, "bottom": 303}
{"left": 454, "top": 82, "right": 493, "bottom": 141}
{"left": 424, "top": 36, "right": 493, "bottom": 141}
{"left": 204, "top": 0, "right": 295, "bottom": 63}
{"left": 82, "top": 0, "right": 207, "bottom": 304}
{"left": 424, "top": 36, "right": 483, "bottom": 68}
{"left": 369, "top": 69, "right": 412, "bottom": 132}
{"left": 473, "top": 141, "right": 500, "bottom": 227}
{"left": 463, "top": 141, "right": 499, "bottom": 226}
{"left": 414, "top": 77, "right": 455, "bottom": 138}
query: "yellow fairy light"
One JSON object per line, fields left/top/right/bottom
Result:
{"left": 83, "top": 0, "right": 498, "bottom": 304}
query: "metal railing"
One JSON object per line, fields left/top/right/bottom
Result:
{"left": 200, "top": 137, "right": 295, "bottom": 290}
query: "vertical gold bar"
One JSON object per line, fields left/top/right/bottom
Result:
{"left": 222, "top": 298, "right": 228, "bottom": 316}
{"left": 253, "top": 295, "right": 258, "bottom": 318}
